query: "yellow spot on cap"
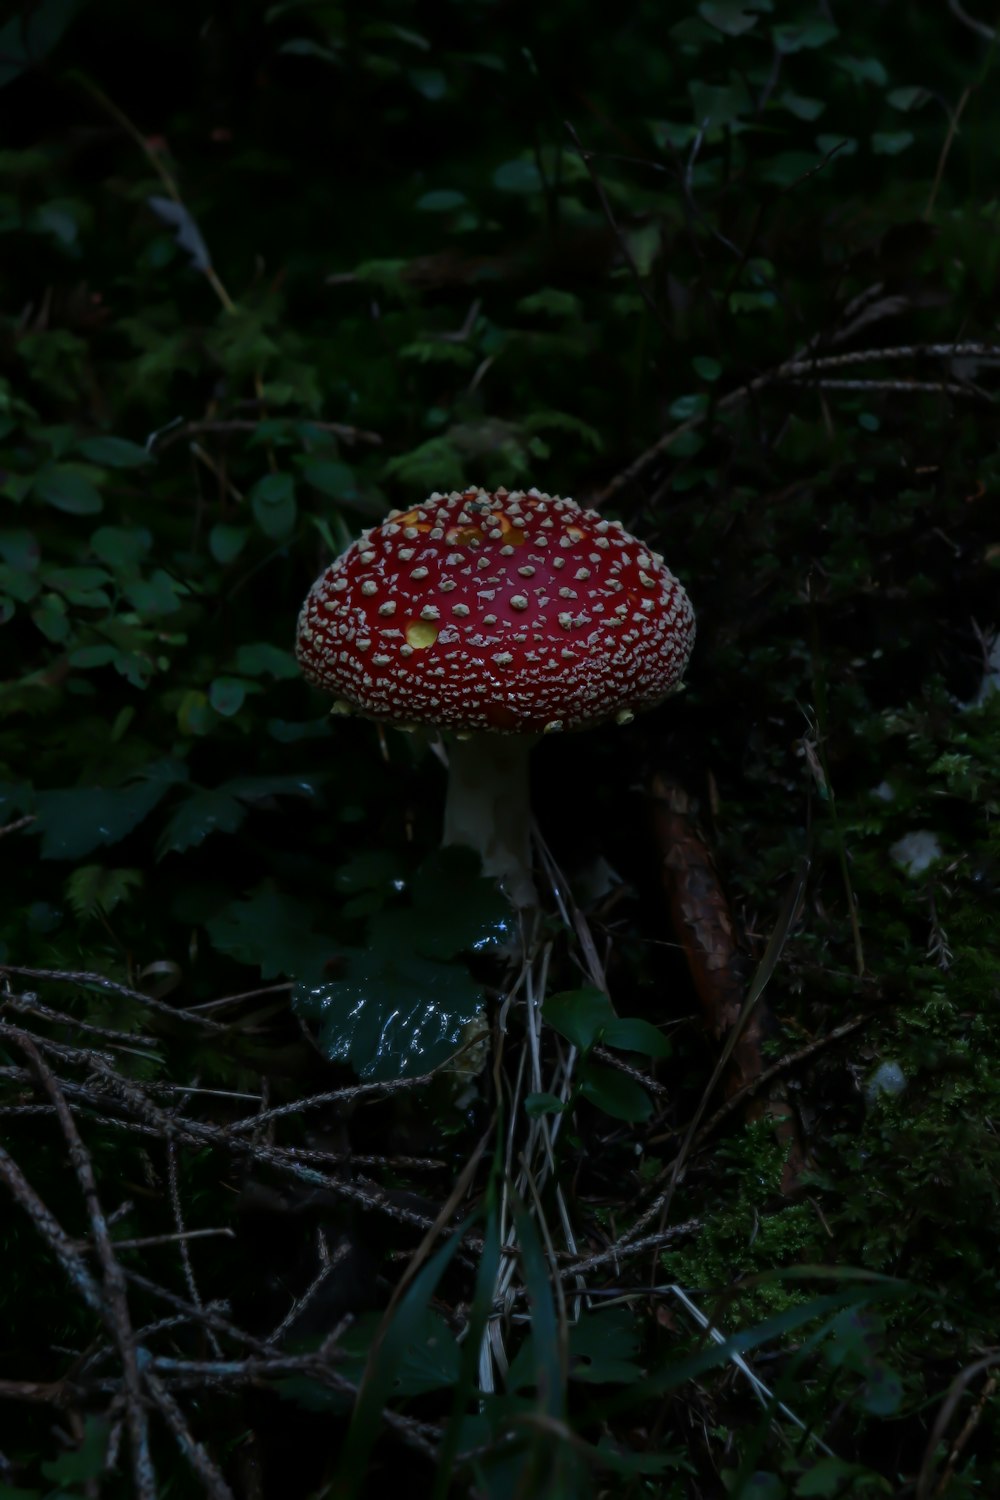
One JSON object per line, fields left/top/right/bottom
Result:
{"left": 445, "top": 524, "right": 484, "bottom": 546}
{"left": 394, "top": 508, "right": 432, "bottom": 532}
{"left": 405, "top": 619, "right": 439, "bottom": 650}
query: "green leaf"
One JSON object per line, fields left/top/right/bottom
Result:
{"left": 776, "top": 90, "right": 826, "bottom": 121}
{"left": 602, "top": 1016, "right": 670, "bottom": 1058}
{"left": 124, "top": 569, "right": 185, "bottom": 617}
{"left": 333, "top": 848, "right": 408, "bottom": 897}
{"left": 416, "top": 189, "right": 467, "bottom": 212}
{"left": 157, "top": 788, "right": 246, "bottom": 855}
{"left": 0, "top": 529, "right": 40, "bottom": 571}
{"left": 299, "top": 458, "right": 357, "bottom": 500}
{"left": 872, "top": 130, "right": 914, "bottom": 156}
{"left": 44, "top": 566, "right": 112, "bottom": 597}
{"left": 579, "top": 1062, "right": 654, "bottom": 1122}
{"left": 772, "top": 20, "right": 838, "bottom": 52}
{"left": 234, "top": 641, "right": 300, "bottom": 679}
{"left": 834, "top": 55, "right": 888, "bottom": 86}
{"left": 698, "top": 2, "right": 761, "bottom": 37}
{"left": 0, "top": 0, "right": 82, "bottom": 90}
{"left": 410, "top": 67, "right": 446, "bottom": 100}
{"left": 493, "top": 158, "right": 543, "bottom": 193}
{"left": 408, "top": 846, "right": 514, "bottom": 958}
{"left": 77, "top": 435, "right": 152, "bottom": 467}
{"left": 33, "top": 761, "right": 187, "bottom": 860}
{"left": 33, "top": 464, "right": 102, "bottom": 514}
{"left": 294, "top": 949, "right": 484, "bottom": 1079}
{"left": 689, "top": 78, "right": 752, "bottom": 128}
{"left": 796, "top": 1458, "right": 880, "bottom": 1497}
{"left": 692, "top": 355, "right": 722, "bottom": 381}
{"left": 209, "top": 522, "right": 249, "bottom": 564}
{"left": 543, "top": 987, "right": 616, "bottom": 1052}
{"left": 91, "top": 525, "right": 152, "bottom": 568}
{"left": 209, "top": 676, "right": 249, "bottom": 716}
{"left": 517, "top": 288, "right": 582, "bottom": 320}
{"left": 568, "top": 1308, "right": 643, "bottom": 1383}
{"left": 816, "top": 134, "right": 858, "bottom": 157}
{"left": 207, "top": 882, "right": 335, "bottom": 982}
{"left": 887, "top": 85, "right": 931, "bottom": 111}
{"left": 68, "top": 645, "right": 119, "bottom": 669}
{"left": 250, "top": 472, "right": 297, "bottom": 539}
{"left": 40, "top": 1415, "right": 109, "bottom": 1483}
{"left": 524, "top": 1092, "right": 567, "bottom": 1117}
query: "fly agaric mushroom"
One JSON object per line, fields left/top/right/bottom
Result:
{"left": 296, "top": 487, "right": 695, "bottom": 907}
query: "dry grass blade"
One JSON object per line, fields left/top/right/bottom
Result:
{"left": 917, "top": 1350, "right": 1000, "bottom": 1500}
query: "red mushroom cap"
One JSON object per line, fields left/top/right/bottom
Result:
{"left": 296, "top": 487, "right": 695, "bottom": 734}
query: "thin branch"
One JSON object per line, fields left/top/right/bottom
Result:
{"left": 565, "top": 120, "right": 671, "bottom": 336}
{"left": 947, "top": 0, "right": 996, "bottom": 42}
{"left": 0, "top": 965, "right": 231, "bottom": 1033}
{"left": 597, "top": 342, "right": 1000, "bottom": 504}
{"left": 16, "top": 1035, "right": 157, "bottom": 1500}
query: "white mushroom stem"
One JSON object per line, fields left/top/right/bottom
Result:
{"left": 442, "top": 734, "right": 538, "bottom": 908}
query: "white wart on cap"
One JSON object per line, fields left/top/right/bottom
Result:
{"left": 296, "top": 487, "right": 695, "bottom": 734}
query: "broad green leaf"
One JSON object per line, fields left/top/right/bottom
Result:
{"left": 76, "top": 435, "right": 152, "bottom": 467}
{"left": 0, "top": 529, "right": 40, "bottom": 570}
{"left": 124, "top": 570, "right": 184, "bottom": 617}
{"left": 294, "top": 949, "right": 484, "bottom": 1079}
{"left": 209, "top": 676, "right": 249, "bottom": 716}
{"left": 209, "top": 522, "right": 249, "bottom": 564}
{"left": 207, "top": 882, "right": 335, "bottom": 981}
{"left": 543, "top": 987, "right": 616, "bottom": 1052}
{"left": 408, "top": 846, "right": 513, "bottom": 958}
{"left": 0, "top": 0, "right": 82, "bottom": 90}
{"left": 835, "top": 54, "right": 888, "bottom": 85}
{"left": 33, "top": 464, "right": 102, "bottom": 514}
{"left": 524, "top": 1092, "right": 567, "bottom": 1117}
{"left": 44, "top": 566, "right": 112, "bottom": 596}
{"left": 871, "top": 131, "right": 914, "bottom": 156}
{"left": 157, "top": 787, "right": 246, "bottom": 855}
{"left": 816, "top": 134, "right": 858, "bottom": 157}
{"left": 579, "top": 1062, "right": 654, "bottom": 1122}
{"left": 692, "top": 355, "right": 722, "bottom": 380}
{"left": 234, "top": 641, "right": 300, "bottom": 679}
{"left": 40, "top": 1415, "right": 109, "bottom": 1484}
{"left": 333, "top": 848, "right": 408, "bottom": 897}
{"left": 493, "top": 158, "right": 543, "bottom": 193}
{"left": 416, "top": 189, "right": 467, "bottom": 212}
{"left": 689, "top": 78, "right": 752, "bottom": 128}
{"left": 568, "top": 1308, "right": 643, "bottom": 1383}
{"left": 602, "top": 1016, "right": 670, "bottom": 1058}
{"left": 698, "top": 2, "right": 761, "bottom": 36}
{"left": 250, "top": 472, "right": 297, "bottom": 539}
{"left": 68, "top": 645, "right": 119, "bottom": 669}
{"left": 776, "top": 90, "right": 826, "bottom": 120}
{"left": 33, "top": 761, "right": 187, "bottom": 860}
{"left": 91, "top": 525, "right": 152, "bottom": 568}
{"left": 772, "top": 20, "right": 838, "bottom": 51}
{"left": 299, "top": 458, "right": 356, "bottom": 499}
{"left": 887, "top": 85, "right": 931, "bottom": 111}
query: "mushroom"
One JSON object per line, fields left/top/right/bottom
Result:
{"left": 296, "top": 486, "right": 695, "bottom": 907}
